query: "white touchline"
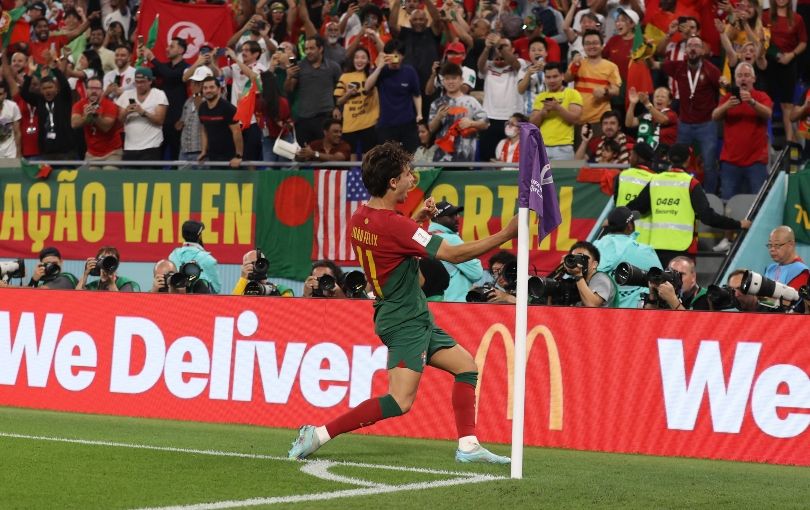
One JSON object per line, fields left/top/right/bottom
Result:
{"left": 0, "top": 431, "right": 509, "bottom": 509}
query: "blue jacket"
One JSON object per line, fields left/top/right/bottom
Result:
{"left": 169, "top": 243, "right": 222, "bottom": 293}
{"left": 595, "top": 232, "right": 662, "bottom": 308}
{"left": 428, "top": 222, "right": 484, "bottom": 302}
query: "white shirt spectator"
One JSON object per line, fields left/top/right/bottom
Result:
{"left": 236, "top": 34, "right": 273, "bottom": 68}
{"left": 104, "top": 9, "right": 132, "bottom": 36}
{"left": 116, "top": 88, "right": 169, "bottom": 150}
{"left": 481, "top": 59, "right": 527, "bottom": 121}
{"left": 0, "top": 99, "right": 21, "bottom": 158}
{"left": 103, "top": 66, "right": 136, "bottom": 98}
{"left": 223, "top": 61, "right": 269, "bottom": 106}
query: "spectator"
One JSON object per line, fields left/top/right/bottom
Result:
{"left": 142, "top": 38, "right": 190, "bottom": 161}
{"left": 116, "top": 67, "right": 168, "bottom": 161}
{"left": 517, "top": 37, "right": 548, "bottom": 117}
{"left": 226, "top": 15, "right": 278, "bottom": 69}
{"left": 169, "top": 220, "right": 221, "bottom": 294}
{"left": 763, "top": 0, "right": 807, "bottom": 143}
{"left": 390, "top": 0, "right": 442, "bottom": 96}
{"left": 150, "top": 259, "right": 182, "bottom": 293}
{"left": 790, "top": 89, "right": 810, "bottom": 161}
{"left": 104, "top": 21, "right": 128, "bottom": 51}
{"left": 28, "top": 246, "right": 78, "bottom": 290}
{"left": 626, "top": 143, "right": 751, "bottom": 267}
{"left": 669, "top": 256, "right": 709, "bottom": 310}
{"left": 338, "top": 0, "right": 372, "bottom": 44}
{"left": 345, "top": 4, "right": 390, "bottom": 63}
{"left": 528, "top": 0, "right": 568, "bottom": 52}
{"left": 295, "top": 118, "right": 351, "bottom": 162}
{"left": 725, "top": 268, "right": 774, "bottom": 312}
{"left": 182, "top": 44, "right": 222, "bottom": 84}
{"left": 530, "top": 62, "right": 583, "bottom": 160}
{"left": 656, "top": 16, "right": 700, "bottom": 101}
{"left": 303, "top": 259, "right": 346, "bottom": 298}
{"left": 334, "top": 47, "right": 379, "bottom": 159}
{"left": 428, "top": 200, "right": 484, "bottom": 302}
{"left": 0, "top": 81, "right": 22, "bottom": 158}
{"left": 365, "top": 40, "right": 422, "bottom": 152}
{"left": 323, "top": 22, "right": 348, "bottom": 67}
{"left": 259, "top": 71, "right": 293, "bottom": 162}
{"left": 390, "top": 0, "right": 433, "bottom": 30}
{"left": 563, "top": 241, "right": 616, "bottom": 308}
{"left": 232, "top": 249, "right": 294, "bottom": 296}
{"left": 71, "top": 76, "right": 123, "bottom": 166}
{"left": 419, "top": 257, "right": 451, "bottom": 302}
{"left": 414, "top": 119, "right": 438, "bottom": 163}
{"left": 477, "top": 35, "right": 526, "bottom": 161}
{"left": 717, "top": 22, "right": 768, "bottom": 89}
{"left": 76, "top": 246, "right": 139, "bottom": 292}
{"left": 512, "top": 20, "right": 561, "bottom": 64}
{"left": 104, "top": 0, "right": 132, "bottom": 36}
{"left": 575, "top": 110, "right": 632, "bottom": 162}
{"left": 21, "top": 66, "right": 75, "bottom": 160}
{"left": 28, "top": 13, "right": 92, "bottom": 66}
{"left": 602, "top": 8, "right": 638, "bottom": 87}
{"left": 613, "top": 142, "right": 657, "bottom": 243}
{"left": 266, "top": 1, "right": 295, "bottom": 44}
{"left": 102, "top": 44, "right": 135, "bottom": 101}
{"left": 285, "top": 35, "right": 342, "bottom": 145}
{"left": 604, "top": 0, "right": 643, "bottom": 39}
{"left": 594, "top": 206, "right": 662, "bottom": 308}
{"left": 563, "top": 7, "right": 604, "bottom": 62}
{"left": 565, "top": 30, "right": 621, "bottom": 131}
{"left": 87, "top": 25, "right": 115, "bottom": 73}
{"left": 428, "top": 62, "right": 488, "bottom": 162}
{"left": 764, "top": 226, "right": 810, "bottom": 290}
{"left": 3, "top": 52, "right": 38, "bottom": 159}
{"left": 493, "top": 113, "right": 526, "bottom": 163}
{"left": 625, "top": 86, "right": 678, "bottom": 151}
{"left": 198, "top": 76, "right": 243, "bottom": 168}
{"left": 178, "top": 67, "right": 209, "bottom": 161}
{"left": 660, "top": 35, "right": 722, "bottom": 194}
{"left": 223, "top": 41, "right": 266, "bottom": 161}
{"left": 425, "top": 42, "right": 477, "bottom": 98}
{"left": 711, "top": 62, "right": 772, "bottom": 199}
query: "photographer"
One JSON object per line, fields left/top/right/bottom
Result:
{"left": 644, "top": 257, "right": 707, "bottom": 310}
{"left": 232, "top": 249, "right": 294, "bottom": 297}
{"left": 169, "top": 220, "right": 221, "bottom": 293}
{"left": 563, "top": 241, "right": 615, "bottom": 307}
{"left": 485, "top": 250, "right": 517, "bottom": 304}
{"left": 28, "top": 247, "right": 78, "bottom": 290}
{"left": 76, "top": 246, "right": 139, "bottom": 292}
{"left": 150, "top": 259, "right": 183, "bottom": 293}
{"left": 429, "top": 200, "right": 483, "bottom": 302}
{"left": 303, "top": 259, "right": 345, "bottom": 298}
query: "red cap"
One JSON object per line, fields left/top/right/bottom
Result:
{"left": 444, "top": 41, "right": 467, "bottom": 55}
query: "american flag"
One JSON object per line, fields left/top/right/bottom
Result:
{"left": 313, "top": 168, "right": 370, "bottom": 263}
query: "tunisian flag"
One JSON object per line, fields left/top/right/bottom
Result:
{"left": 135, "top": 0, "right": 234, "bottom": 62}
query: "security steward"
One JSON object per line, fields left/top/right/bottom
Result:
{"left": 626, "top": 144, "right": 751, "bottom": 267}
{"left": 612, "top": 142, "right": 657, "bottom": 244}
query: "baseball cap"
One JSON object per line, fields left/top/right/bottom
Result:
{"left": 270, "top": 1, "right": 285, "bottom": 11}
{"left": 134, "top": 67, "right": 154, "bottom": 80}
{"left": 444, "top": 41, "right": 467, "bottom": 54}
{"left": 633, "top": 141, "right": 655, "bottom": 162}
{"left": 435, "top": 200, "right": 464, "bottom": 217}
{"left": 182, "top": 220, "right": 205, "bottom": 244}
{"left": 29, "top": 2, "right": 47, "bottom": 13}
{"left": 617, "top": 7, "right": 640, "bottom": 25}
{"left": 606, "top": 206, "right": 640, "bottom": 232}
{"left": 189, "top": 66, "right": 213, "bottom": 82}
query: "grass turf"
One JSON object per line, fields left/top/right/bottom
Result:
{"left": 1, "top": 406, "right": 808, "bottom": 509}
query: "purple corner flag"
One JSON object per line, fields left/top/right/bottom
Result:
{"left": 518, "top": 122, "right": 562, "bottom": 242}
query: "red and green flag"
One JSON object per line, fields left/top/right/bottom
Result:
{"left": 234, "top": 77, "right": 262, "bottom": 129}
{"left": 626, "top": 23, "right": 655, "bottom": 106}
{"left": 136, "top": 13, "right": 160, "bottom": 65}
{"left": 0, "top": 6, "right": 27, "bottom": 49}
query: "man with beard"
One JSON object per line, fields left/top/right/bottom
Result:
{"left": 389, "top": 0, "right": 443, "bottom": 94}
{"left": 87, "top": 25, "right": 115, "bottom": 73}
{"left": 71, "top": 76, "right": 123, "bottom": 165}
{"left": 142, "top": 38, "right": 190, "bottom": 161}
{"left": 662, "top": 36, "right": 722, "bottom": 194}
{"left": 21, "top": 59, "right": 75, "bottom": 160}
{"left": 102, "top": 44, "right": 135, "bottom": 100}
{"left": 428, "top": 200, "right": 483, "bottom": 302}
{"left": 116, "top": 67, "right": 168, "bottom": 161}
{"left": 28, "top": 13, "right": 93, "bottom": 66}
{"left": 197, "top": 76, "right": 243, "bottom": 168}
{"left": 656, "top": 16, "right": 700, "bottom": 101}
{"left": 575, "top": 110, "right": 632, "bottom": 163}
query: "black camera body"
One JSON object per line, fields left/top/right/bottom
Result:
{"left": 564, "top": 253, "right": 590, "bottom": 271}
{"left": 89, "top": 255, "right": 119, "bottom": 277}
{"left": 42, "top": 262, "right": 61, "bottom": 279}
{"left": 527, "top": 276, "right": 580, "bottom": 305}
{"left": 164, "top": 261, "right": 205, "bottom": 292}
{"left": 313, "top": 274, "right": 337, "bottom": 297}
{"left": 244, "top": 281, "right": 281, "bottom": 296}
{"left": 248, "top": 249, "right": 270, "bottom": 282}
{"left": 466, "top": 283, "right": 496, "bottom": 303}
{"left": 707, "top": 284, "right": 737, "bottom": 310}
{"left": 647, "top": 267, "right": 682, "bottom": 292}
{"left": 342, "top": 270, "right": 368, "bottom": 298}
{"left": 615, "top": 263, "right": 682, "bottom": 293}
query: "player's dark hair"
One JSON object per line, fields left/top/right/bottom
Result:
{"left": 362, "top": 141, "right": 412, "bottom": 198}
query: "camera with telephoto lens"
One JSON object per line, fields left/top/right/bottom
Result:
{"left": 42, "top": 262, "right": 61, "bottom": 279}
{"left": 244, "top": 281, "right": 281, "bottom": 296}
{"left": 466, "top": 283, "right": 497, "bottom": 302}
{"left": 342, "top": 270, "right": 368, "bottom": 298}
{"left": 740, "top": 270, "right": 799, "bottom": 302}
{"left": 248, "top": 249, "right": 269, "bottom": 281}
{"left": 0, "top": 259, "right": 25, "bottom": 279}
{"left": 799, "top": 285, "right": 810, "bottom": 301}
{"left": 564, "top": 253, "right": 590, "bottom": 271}
{"left": 706, "top": 284, "right": 737, "bottom": 310}
{"left": 313, "top": 274, "right": 337, "bottom": 297}
{"left": 526, "top": 276, "right": 580, "bottom": 305}
{"left": 89, "top": 255, "right": 119, "bottom": 276}
{"left": 164, "top": 261, "right": 206, "bottom": 292}
{"left": 615, "top": 263, "right": 682, "bottom": 292}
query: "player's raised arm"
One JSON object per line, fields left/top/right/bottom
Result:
{"left": 435, "top": 215, "right": 519, "bottom": 264}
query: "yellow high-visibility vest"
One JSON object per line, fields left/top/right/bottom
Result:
{"left": 648, "top": 171, "right": 695, "bottom": 251}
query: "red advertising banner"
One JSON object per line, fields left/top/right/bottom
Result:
{"left": 0, "top": 289, "right": 807, "bottom": 466}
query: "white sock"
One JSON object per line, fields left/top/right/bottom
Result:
{"left": 458, "top": 435, "right": 479, "bottom": 452}
{"left": 315, "top": 426, "right": 331, "bottom": 445}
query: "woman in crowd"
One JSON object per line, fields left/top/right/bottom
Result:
{"left": 334, "top": 47, "right": 379, "bottom": 160}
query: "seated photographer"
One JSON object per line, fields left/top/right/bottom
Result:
{"left": 643, "top": 257, "right": 707, "bottom": 310}
{"left": 28, "top": 247, "right": 78, "bottom": 290}
{"left": 232, "top": 249, "right": 294, "bottom": 297}
{"left": 76, "top": 247, "right": 139, "bottom": 292}
{"left": 486, "top": 250, "right": 517, "bottom": 304}
{"left": 707, "top": 269, "right": 796, "bottom": 313}
{"left": 150, "top": 259, "right": 184, "bottom": 293}
{"left": 303, "top": 259, "right": 345, "bottom": 298}
{"left": 728, "top": 269, "right": 773, "bottom": 313}
{"left": 764, "top": 226, "right": 809, "bottom": 291}
{"left": 169, "top": 220, "right": 222, "bottom": 294}
{"left": 563, "top": 241, "right": 615, "bottom": 307}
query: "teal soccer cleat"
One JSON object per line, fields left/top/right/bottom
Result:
{"left": 455, "top": 445, "right": 511, "bottom": 464}
{"left": 288, "top": 425, "right": 321, "bottom": 460}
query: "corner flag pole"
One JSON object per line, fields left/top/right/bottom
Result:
{"left": 510, "top": 207, "right": 531, "bottom": 479}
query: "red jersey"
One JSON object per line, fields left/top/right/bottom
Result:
{"left": 71, "top": 97, "right": 123, "bottom": 156}
{"left": 718, "top": 90, "right": 772, "bottom": 166}
{"left": 30, "top": 35, "right": 68, "bottom": 66}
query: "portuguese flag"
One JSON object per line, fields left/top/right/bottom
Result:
{"left": 626, "top": 23, "right": 654, "bottom": 106}
{"left": 234, "top": 78, "right": 262, "bottom": 129}
{"left": 0, "top": 6, "right": 26, "bottom": 49}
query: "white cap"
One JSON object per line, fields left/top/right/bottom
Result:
{"left": 617, "top": 7, "right": 640, "bottom": 25}
{"left": 189, "top": 66, "right": 214, "bottom": 82}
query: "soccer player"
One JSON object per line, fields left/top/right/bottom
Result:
{"left": 288, "top": 141, "right": 519, "bottom": 464}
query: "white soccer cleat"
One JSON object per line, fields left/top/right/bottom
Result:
{"left": 288, "top": 425, "right": 321, "bottom": 460}
{"left": 455, "top": 444, "right": 511, "bottom": 464}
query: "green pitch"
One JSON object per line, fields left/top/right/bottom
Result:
{"left": 1, "top": 407, "right": 808, "bottom": 509}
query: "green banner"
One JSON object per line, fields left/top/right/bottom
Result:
{"left": 784, "top": 165, "right": 810, "bottom": 244}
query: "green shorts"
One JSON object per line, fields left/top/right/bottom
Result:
{"left": 379, "top": 324, "right": 457, "bottom": 372}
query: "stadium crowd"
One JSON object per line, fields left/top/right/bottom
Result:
{"left": 0, "top": 0, "right": 808, "bottom": 312}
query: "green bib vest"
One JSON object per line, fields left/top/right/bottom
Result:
{"left": 649, "top": 171, "right": 695, "bottom": 251}
{"left": 616, "top": 167, "right": 654, "bottom": 244}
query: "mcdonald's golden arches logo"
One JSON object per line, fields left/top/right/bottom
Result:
{"left": 474, "top": 323, "right": 563, "bottom": 431}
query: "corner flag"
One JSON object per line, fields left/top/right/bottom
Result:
{"left": 511, "top": 122, "right": 561, "bottom": 479}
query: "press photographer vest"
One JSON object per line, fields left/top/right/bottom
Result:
{"left": 616, "top": 166, "right": 654, "bottom": 244}
{"left": 649, "top": 171, "right": 695, "bottom": 251}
